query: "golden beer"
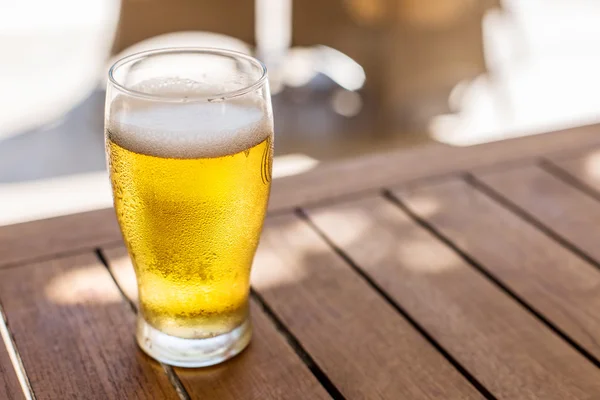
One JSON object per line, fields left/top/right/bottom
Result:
{"left": 107, "top": 108, "right": 272, "bottom": 339}
{"left": 106, "top": 48, "right": 273, "bottom": 367}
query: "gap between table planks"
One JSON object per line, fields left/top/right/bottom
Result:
{"left": 0, "top": 253, "right": 179, "bottom": 400}
{"left": 101, "top": 246, "right": 333, "bottom": 400}
{"left": 304, "top": 192, "right": 600, "bottom": 400}
{"left": 473, "top": 163, "right": 600, "bottom": 273}
{"left": 395, "top": 178, "right": 600, "bottom": 364}
{"left": 0, "top": 247, "right": 331, "bottom": 400}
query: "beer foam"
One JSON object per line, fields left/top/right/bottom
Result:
{"left": 107, "top": 79, "right": 272, "bottom": 159}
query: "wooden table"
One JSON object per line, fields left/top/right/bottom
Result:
{"left": 4, "top": 124, "right": 600, "bottom": 399}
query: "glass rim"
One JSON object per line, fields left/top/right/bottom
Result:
{"left": 108, "top": 47, "right": 268, "bottom": 103}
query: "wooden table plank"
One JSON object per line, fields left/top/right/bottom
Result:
{"left": 102, "top": 245, "right": 331, "bottom": 400}
{"left": 3, "top": 124, "right": 600, "bottom": 271}
{"left": 306, "top": 195, "right": 600, "bottom": 400}
{"left": 547, "top": 148, "right": 600, "bottom": 194}
{"left": 0, "top": 209, "right": 120, "bottom": 269}
{"left": 0, "top": 329, "right": 24, "bottom": 400}
{"left": 0, "top": 253, "right": 178, "bottom": 400}
{"left": 396, "top": 178, "right": 600, "bottom": 361}
{"left": 474, "top": 164, "right": 600, "bottom": 266}
{"left": 252, "top": 214, "right": 483, "bottom": 400}
{"left": 269, "top": 123, "right": 600, "bottom": 212}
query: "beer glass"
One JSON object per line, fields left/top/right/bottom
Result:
{"left": 105, "top": 48, "right": 273, "bottom": 367}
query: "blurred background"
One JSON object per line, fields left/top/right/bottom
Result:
{"left": 3, "top": 0, "right": 600, "bottom": 225}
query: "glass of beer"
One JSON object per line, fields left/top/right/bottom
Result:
{"left": 105, "top": 48, "right": 273, "bottom": 367}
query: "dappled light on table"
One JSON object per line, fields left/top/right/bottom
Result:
{"left": 304, "top": 207, "right": 371, "bottom": 246}
{"left": 397, "top": 239, "right": 458, "bottom": 273}
{"left": 272, "top": 154, "right": 319, "bottom": 179}
{"left": 251, "top": 224, "right": 310, "bottom": 291}
{"left": 583, "top": 150, "right": 600, "bottom": 180}
{"left": 45, "top": 264, "right": 123, "bottom": 305}
{"left": 398, "top": 195, "right": 440, "bottom": 217}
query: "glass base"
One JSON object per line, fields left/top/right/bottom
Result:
{"left": 136, "top": 317, "right": 252, "bottom": 368}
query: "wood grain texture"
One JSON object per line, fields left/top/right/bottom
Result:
{"left": 269, "top": 123, "right": 600, "bottom": 212}
{"left": 102, "top": 245, "right": 331, "bottom": 400}
{"left": 0, "top": 208, "right": 120, "bottom": 268}
{"left": 475, "top": 164, "right": 600, "bottom": 264}
{"left": 252, "top": 214, "right": 482, "bottom": 400}
{"left": 0, "top": 253, "right": 178, "bottom": 400}
{"left": 396, "top": 178, "right": 600, "bottom": 361}
{"left": 306, "top": 195, "right": 600, "bottom": 400}
{"left": 547, "top": 147, "right": 600, "bottom": 194}
{"left": 0, "top": 331, "right": 24, "bottom": 400}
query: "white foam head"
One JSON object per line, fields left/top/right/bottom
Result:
{"left": 107, "top": 78, "right": 272, "bottom": 158}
